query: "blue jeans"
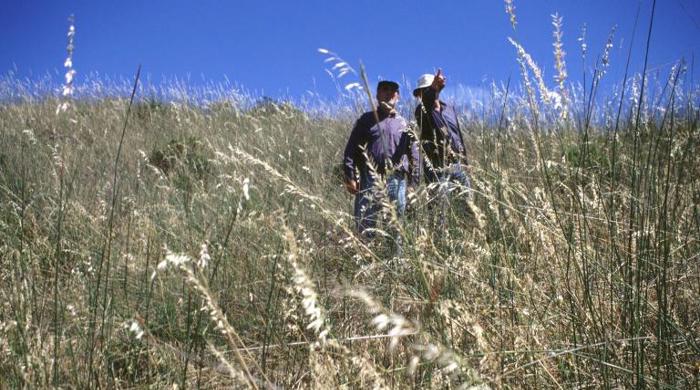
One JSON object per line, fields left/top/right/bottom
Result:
{"left": 425, "top": 162, "right": 472, "bottom": 197}
{"left": 425, "top": 163, "right": 472, "bottom": 229}
{"left": 354, "top": 172, "right": 407, "bottom": 237}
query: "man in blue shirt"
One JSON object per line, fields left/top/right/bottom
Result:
{"left": 343, "top": 80, "right": 419, "bottom": 237}
{"left": 413, "top": 69, "right": 472, "bottom": 201}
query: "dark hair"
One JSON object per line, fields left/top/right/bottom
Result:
{"left": 377, "top": 80, "right": 400, "bottom": 92}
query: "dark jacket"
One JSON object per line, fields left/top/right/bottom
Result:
{"left": 343, "top": 110, "right": 419, "bottom": 187}
{"left": 415, "top": 88, "right": 468, "bottom": 178}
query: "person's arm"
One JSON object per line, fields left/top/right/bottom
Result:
{"left": 449, "top": 105, "right": 469, "bottom": 166}
{"left": 423, "top": 68, "right": 446, "bottom": 112}
{"left": 342, "top": 118, "right": 365, "bottom": 194}
{"left": 408, "top": 130, "right": 420, "bottom": 188}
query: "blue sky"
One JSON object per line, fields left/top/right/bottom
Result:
{"left": 2, "top": 0, "right": 699, "bottom": 99}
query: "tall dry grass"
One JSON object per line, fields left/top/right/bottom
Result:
{"left": 0, "top": 5, "right": 699, "bottom": 389}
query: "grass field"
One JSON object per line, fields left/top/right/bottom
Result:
{"left": 1, "top": 14, "right": 699, "bottom": 389}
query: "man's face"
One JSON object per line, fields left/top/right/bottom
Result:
{"left": 377, "top": 86, "right": 400, "bottom": 106}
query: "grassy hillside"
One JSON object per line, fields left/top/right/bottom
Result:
{"left": 0, "top": 72, "right": 698, "bottom": 388}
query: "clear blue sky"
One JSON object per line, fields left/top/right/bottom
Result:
{"left": 2, "top": 0, "right": 699, "bottom": 99}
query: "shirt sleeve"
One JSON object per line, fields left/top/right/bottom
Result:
{"left": 447, "top": 105, "right": 469, "bottom": 165}
{"left": 408, "top": 130, "right": 420, "bottom": 187}
{"left": 342, "top": 118, "right": 365, "bottom": 182}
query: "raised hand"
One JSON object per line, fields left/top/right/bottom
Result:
{"left": 431, "top": 68, "right": 446, "bottom": 92}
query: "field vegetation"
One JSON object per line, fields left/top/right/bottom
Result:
{"left": 0, "top": 5, "right": 699, "bottom": 389}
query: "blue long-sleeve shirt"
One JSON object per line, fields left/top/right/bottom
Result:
{"left": 343, "top": 110, "right": 419, "bottom": 187}
{"left": 415, "top": 88, "right": 468, "bottom": 175}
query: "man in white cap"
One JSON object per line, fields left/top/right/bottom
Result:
{"left": 413, "top": 69, "right": 472, "bottom": 210}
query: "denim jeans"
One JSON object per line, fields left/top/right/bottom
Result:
{"left": 425, "top": 162, "right": 472, "bottom": 192}
{"left": 354, "top": 171, "right": 407, "bottom": 238}
{"left": 425, "top": 162, "right": 472, "bottom": 228}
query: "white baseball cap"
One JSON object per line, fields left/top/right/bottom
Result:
{"left": 413, "top": 73, "right": 435, "bottom": 97}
